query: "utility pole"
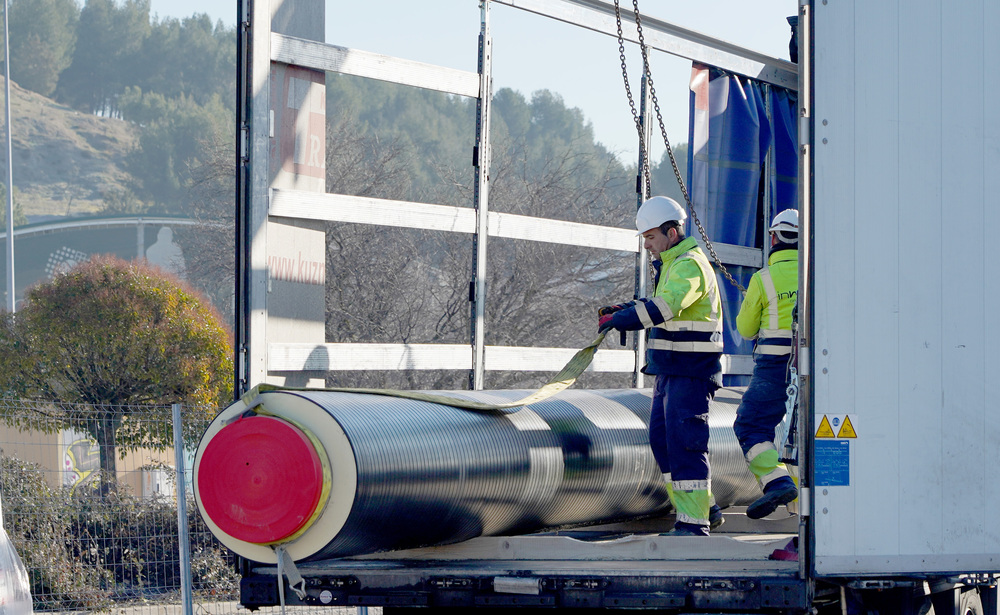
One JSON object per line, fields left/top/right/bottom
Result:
{"left": 3, "top": 0, "right": 14, "bottom": 312}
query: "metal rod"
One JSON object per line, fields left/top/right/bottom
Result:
{"left": 234, "top": 0, "right": 251, "bottom": 397}
{"left": 136, "top": 217, "right": 145, "bottom": 259}
{"left": 173, "top": 403, "right": 193, "bottom": 615}
{"left": 270, "top": 33, "right": 479, "bottom": 98}
{"left": 632, "top": 72, "right": 652, "bottom": 388}
{"left": 796, "top": 0, "right": 813, "bottom": 584}
{"left": 491, "top": 0, "right": 796, "bottom": 89}
{"left": 470, "top": 0, "right": 492, "bottom": 390}
{"left": 3, "top": 0, "right": 14, "bottom": 312}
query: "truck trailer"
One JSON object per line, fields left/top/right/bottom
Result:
{"left": 206, "top": 0, "right": 1000, "bottom": 612}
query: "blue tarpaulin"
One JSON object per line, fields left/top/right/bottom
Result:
{"left": 686, "top": 64, "right": 798, "bottom": 385}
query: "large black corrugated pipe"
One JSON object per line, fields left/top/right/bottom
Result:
{"left": 192, "top": 387, "right": 759, "bottom": 564}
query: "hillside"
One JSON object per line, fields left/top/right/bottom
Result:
{"left": 0, "top": 76, "right": 136, "bottom": 221}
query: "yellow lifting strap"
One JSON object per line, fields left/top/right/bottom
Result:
{"left": 241, "top": 332, "right": 612, "bottom": 413}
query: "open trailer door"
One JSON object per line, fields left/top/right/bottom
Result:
{"left": 808, "top": 0, "right": 1000, "bottom": 578}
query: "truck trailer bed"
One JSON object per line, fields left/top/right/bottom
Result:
{"left": 240, "top": 510, "right": 805, "bottom": 611}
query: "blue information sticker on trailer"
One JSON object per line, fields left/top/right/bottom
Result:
{"left": 814, "top": 439, "right": 850, "bottom": 486}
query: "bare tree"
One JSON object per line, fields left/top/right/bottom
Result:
{"left": 324, "top": 127, "right": 639, "bottom": 391}
{"left": 436, "top": 136, "right": 638, "bottom": 389}
{"left": 177, "top": 133, "right": 236, "bottom": 321}
{"left": 180, "top": 108, "right": 641, "bottom": 392}
{"left": 323, "top": 112, "right": 470, "bottom": 390}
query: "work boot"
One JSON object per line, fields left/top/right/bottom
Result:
{"left": 660, "top": 522, "right": 709, "bottom": 537}
{"left": 709, "top": 504, "right": 724, "bottom": 530}
{"left": 746, "top": 478, "right": 798, "bottom": 520}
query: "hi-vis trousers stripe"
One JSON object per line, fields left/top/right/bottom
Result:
{"left": 760, "top": 466, "right": 790, "bottom": 488}
{"left": 677, "top": 513, "right": 710, "bottom": 526}
{"left": 746, "top": 442, "right": 789, "bottom": 488}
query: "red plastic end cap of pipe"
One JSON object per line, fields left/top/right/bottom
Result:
{"left": 198, "top": 415, "right": 325, "bottom": 544}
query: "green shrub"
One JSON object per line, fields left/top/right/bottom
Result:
{"left": 1, "top": 453, "right": 239, "bottom": 610}
{"left": 1, "top": 456, "right": 112, "bottom": 611}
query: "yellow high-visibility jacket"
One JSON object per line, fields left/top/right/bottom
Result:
{"left": 736, "top": 248, "right": 798, "bottom": 355}
{"left": 611, "top": 236, "right": 723, "bottom": 383}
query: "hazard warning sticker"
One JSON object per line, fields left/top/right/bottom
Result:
{"left": 814, "top": 415, "right": 856, "bottom": 486}
{"left": 815, "top": 414, "right": 858, "bottom": 439}
{"left": 816, "top": 415, "right": 835, "bottom": 438}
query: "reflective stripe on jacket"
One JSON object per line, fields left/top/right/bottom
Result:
{"left": 611, "top": 237, "right": 723, "bottom": 383}
{"left": 736, "top": 248, "right": 798, "bottom": 356}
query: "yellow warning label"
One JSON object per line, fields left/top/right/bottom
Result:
{"left": 816, "top": 415, "right": 836, "bottom": 438}
{"left": 836, "top": 415, "right": 857, "bottom": 438}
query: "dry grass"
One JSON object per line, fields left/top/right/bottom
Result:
{"left": 0, "top": 76, "right": 136, "bottom": 218}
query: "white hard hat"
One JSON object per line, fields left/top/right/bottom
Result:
{"left": 769, "top": 208, "right": 799, "bottom": 243}
{"left": 636, "top": 196, "right": 686, "bottom": 234}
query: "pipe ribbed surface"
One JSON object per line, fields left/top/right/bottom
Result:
{"left": 193, "top": 387, "right": 759, "bottom": 563}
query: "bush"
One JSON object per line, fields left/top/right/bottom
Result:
{"left": 1, "top": 456, "right": 112, "bottom": 611}
{"left": 1, "top": 453, "right": 239, "bottom": 610}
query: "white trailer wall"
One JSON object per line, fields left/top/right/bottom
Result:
{"left": 811, "top": 0, "right": 1000, "bottom": 575}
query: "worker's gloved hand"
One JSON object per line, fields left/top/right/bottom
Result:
{"left": 597, "top": 301, "right": 635, "bottom": 317}
{"left": 598, "top": 312, "right": 617, "bottom": 334}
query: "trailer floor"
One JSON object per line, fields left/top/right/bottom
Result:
{"left": 242, "top": 509, "right": 804, "bottom": 610}
{"left": 264, "top": 507, "right": 800, "bottom": 577}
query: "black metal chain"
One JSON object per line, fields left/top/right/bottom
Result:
{"left": 615, "top": 8, "right": 651, "bottom": 197}
{"left": 614, "top": 0, "right": 746, "bottom": 295}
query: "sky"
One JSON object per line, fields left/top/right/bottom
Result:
{"left": 150, "top": 0, "right": 796, "bottom": 163}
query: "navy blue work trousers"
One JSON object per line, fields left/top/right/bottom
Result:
{"left": 733, "top": 354, "right": 791, "bottom": 456}
{"left": 648, "top": 375, "right": 716, "bottom": 482}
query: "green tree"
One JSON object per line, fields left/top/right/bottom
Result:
{"left": 0, "top": 255, "right": 233, "bottom": 490}
{"left": 99, "top": 186, "right": 148, "bottom": 215}
{"left": 7, "top": 0, "right": 79, "bottom": 96}
{"left": 127, "top": 14, "right": 235, "bottom": 106}
{"left": 0, "top": 183, "right": 28, "bottom": 227}
{"left": 650, "top": 142, "right": 689, "bottom": 205}
{"left": 55, "top": 0, "right": 115, "bottom": 112}
{"left": 173, "top": 15, "right": 235, "bottom": 105}
{"left": 56, "top": 0, "right": 150, "bottom": 115}
{"left": 121, "top": 91, "right": 232, "bottom": 208}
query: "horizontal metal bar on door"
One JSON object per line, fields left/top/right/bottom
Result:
{"left": 268, "top": 342, "right": 753, "bottom": 375}
{"left": 722, "top": 353, "right": 753, "bottom": 375}
{"left": 270, "top": 189, "right": 762, "bottom": 265}
{"left": 492, "top": 0, "right": 797, "bottom": 89}
{"left": 271, "top": 32, "right": 480, "bottom": 98}
{"left": 268, "top": 342, "right": 631, "bottom": 372}
{"left": 271, "top": 189, "right": 477, "bottom": 233}
{"left": 270, "top": 188, "right": 635, "bottom": 251}
{"left": 695, "top": 239, "right": 762, "bottom": 268}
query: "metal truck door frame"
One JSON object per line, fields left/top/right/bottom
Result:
{"left": 806, "top": 0, "right": 1000, "bottom": 576}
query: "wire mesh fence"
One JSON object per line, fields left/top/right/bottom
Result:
{"left": 0, "top": 397, "right": 370, "bottom": 614}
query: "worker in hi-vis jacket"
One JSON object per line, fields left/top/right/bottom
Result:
{"left": 734, "top": 209, "right": 800, "bottom": 519}
{"left": 598, "top": 196, "right": 724, "bottom": 537}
